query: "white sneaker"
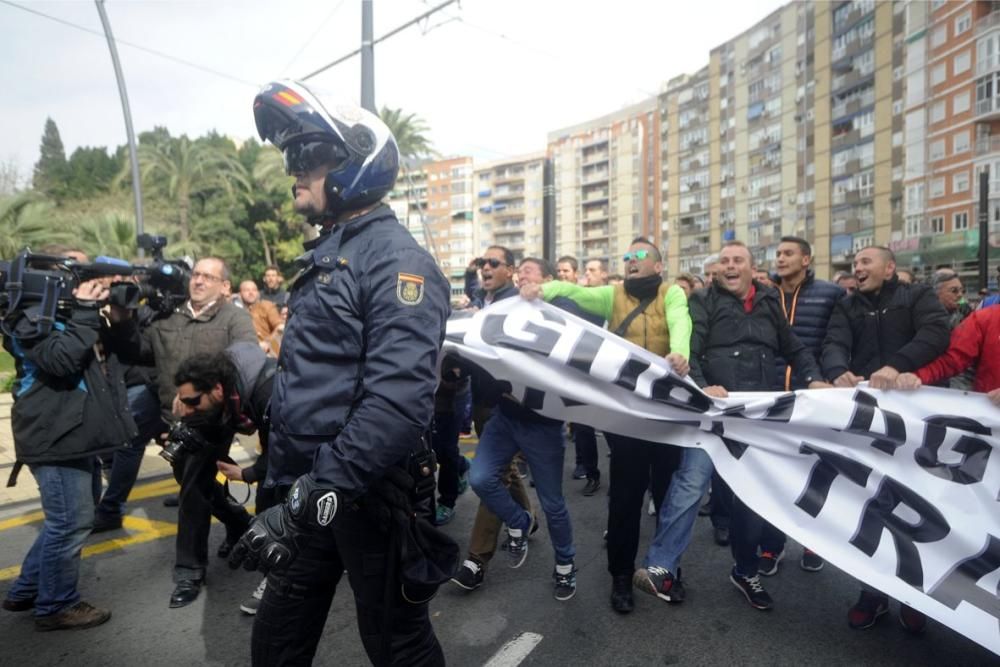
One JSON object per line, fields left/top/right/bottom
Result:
{"left": 239, "top": 578, "right": 267, "bottom": 615}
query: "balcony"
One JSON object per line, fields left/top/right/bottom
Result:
{"left": 582, "top": 188, "right": 609, "bottom": 204}
{"left": 976, "top": 136, "right": 1000, "bottom": 155}
{"left": 976, "top": 96, "right": 1000, "bottom": 121}
{"left": 584, "top": 227, "right": 609, "bottom": 240}
{"left": 583, "top": 208, "right": 610, "bottom": 222}
{"left": 977, "top": 10, "right": 1000, "bottom": 36}
{"left": 582, "top": 151, "right": 610, "bottom": 167}
{"left": 582, "top": 169, "right": 610, "bottom": 185}
{"left": 977, "top": 52, "right": 1000, "bottom": 77}
{"left": 680, "top": 239, "right": 710, "bottom": 254}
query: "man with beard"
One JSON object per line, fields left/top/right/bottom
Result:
{"left": 520, "top": 237, "right": 691, "bottom": 613}
{"left": 821, "top": 246, "right": 949, "bottom": 633}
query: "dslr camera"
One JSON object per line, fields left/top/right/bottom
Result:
{"left": 159, "top": 420, "right": 212, "bottom": 465}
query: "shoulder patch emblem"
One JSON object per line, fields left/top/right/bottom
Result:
{"left": 397, "top": 273, "right": 425, "bottom": 305}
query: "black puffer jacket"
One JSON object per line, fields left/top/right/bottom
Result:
{"left": 689, "top": 282, "right": 822, "bottom": 391}
{"left": 774, "top": 273, "right": 845, "bottom": 390}
{"left": 821, "top": 276, "right": 950, "bottom": 381}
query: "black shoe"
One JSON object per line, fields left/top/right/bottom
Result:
{"left": 713, "top": 526, "right": 730, "bottom": 546}
{"left": 729, "top": 567, "right": 773, "bottom": 610}
{"left": 2, "top": 596, "right": 36, "bottom": 612}
{"left": 162, "top": 495, "right": 179, "bottom": 508}
{"left": 169, "top": 580, "right": 203, "bottom": 608}
{"left": 582, "top": 478, "right": 601, "bottom": 496}
{"left": 451, "top": 559, "right": 485, "bottom": 591}
{"left": 610, "top": 574, "right": 634, "bottom": 614}
{"left": 572, "top": 464, "right": 588, "bottom": 480}
{"left": 91, "top": 514, "right": 123, "bottom": 534}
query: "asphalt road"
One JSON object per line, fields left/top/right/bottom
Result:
{"left": 1, "top": 440, "right": 997, "bottom": 666}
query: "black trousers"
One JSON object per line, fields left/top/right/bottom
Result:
{"left": 572, "top": 424, "right": 600, "bottom": 481}
{"left": 605, "top": 432, "right": 680, "bottom": 577}
{"left": 173, "top": 439, "right": 251, "bottom": 581}
{"left": 710, "top": 470, "right": 733, "bottom": 530}
{"left": 252, "top": 500, "right": 445, "bottom": 667}
{"left": 432, "top": 411, "right": 467, "bottom": 509}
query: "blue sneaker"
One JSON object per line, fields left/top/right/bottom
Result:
{"left": 434, "top": 505, "right": 455, "bottom": 526}
{"left": 456, "top": 467, "right": 469, "bottom": 496}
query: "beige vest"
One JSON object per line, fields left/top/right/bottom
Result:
{"left": 609, "top": 283, "right": 670, "bottom": 355}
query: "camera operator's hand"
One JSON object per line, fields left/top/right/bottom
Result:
{"left": 72, "top": 279, "right": 109, "bottom": 307}
{"left": 228, "top": 474, "right": 340, "bottom": 574}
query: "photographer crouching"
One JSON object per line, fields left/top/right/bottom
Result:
{"left": 119, "top": 256, "right": 258, "bottom": 608}
{"left": 1, "top": 275, "right": 137, "bottom": 631}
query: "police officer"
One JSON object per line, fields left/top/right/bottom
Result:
{"left": 229, "top": 81, "right": 451, "bottom": 666}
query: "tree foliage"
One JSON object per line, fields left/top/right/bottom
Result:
{"left": 380, "top": 106, "right": 436, "bottom": 160}
{"left": 32, "top": 117, "right": 68, "bottom": 200}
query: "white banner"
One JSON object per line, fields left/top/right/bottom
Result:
{"left": 444, "top": 298, "right": 1000, "bottom": 656}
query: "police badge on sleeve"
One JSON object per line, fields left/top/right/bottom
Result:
{"left": 396, "top": 273, "right": 425, "bottom": 305}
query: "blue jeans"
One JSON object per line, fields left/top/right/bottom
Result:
{"left": 644, "top": 447, "right": 714, "bottom": 573}
{"left": 97, "top": 385, "right": 162, "bottom": 520}
{"left": 7, "top": 463, "right": 98, "bottom": 616}
{"left": 469, "top": 410, "right": 575, "bottom": 564}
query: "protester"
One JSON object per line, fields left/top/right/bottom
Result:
{"left": 980, "top": 265, "right": 1000, "bottom": 308}
{"left": 820, "top": 245, "right": 950, "bottom": 632}
{"left": 756, "top": 236, "right": 845, "bottom": 574}
{"left": 468, "top": 258, "right": 581, "bottom": 601}
{"left": 834, "top": 271, "right": 857, "bottom": 295}
{"left": 521, "top": 237, "right": 691, "bottom": 614}
{"left": 583, "top": 258, "right": 608, "bottom": 287}
{"left": 896, "top": 268, "right": 914, "bottom": 284}
{"left": 556, "top": 255, "right": 579, "bottom": 284}
{"left": 2, "top": 262, "right": 136, "bottom": 630}
{"left": 238, "top": 280, "right": 283, "bottom": 357}
{"left": 753, "top": 268, "right": 775, "bottom": 289}
{"left": 125, "top": 256, "right": 257, "bottom": 608}
{"left": 702, "top": 254, "right": 721, "bottom": 287}
{"left": 259, "top": 265, "right": 288, "bottom": 310}
{"left": 675, "top": 272, "right": 698, "bottom": 297}
{"left": 431, "top": 355, "right": 471, "bottom": 526}
{"left": 230, "top": 80, "right": 451, "bottom": 665}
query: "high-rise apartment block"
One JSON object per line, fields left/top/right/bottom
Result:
{"left": 547, "top": 100, "right": 662, "bottom": 276}
{"left": 473, "top": 153, "right": 546, "bottom": 263}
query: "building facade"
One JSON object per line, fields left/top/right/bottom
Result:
{"left": 473, "top": 153, "right": 546, "bottom": 263}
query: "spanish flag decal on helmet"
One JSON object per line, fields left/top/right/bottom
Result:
{"left": 274, "top": 89, "right": 305, "bottom": 107}
{"left": 397, "top": 273, "right": 425, "bottom": 306}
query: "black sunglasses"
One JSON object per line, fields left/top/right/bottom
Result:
{"left": 178, "top": 393, "right": 203, "bottom": 407}
{"left": 282, "top": 140, "right": 348, "bottom": 175}
{"left": 475, "top": 258, "right": 508, "bottom": 269}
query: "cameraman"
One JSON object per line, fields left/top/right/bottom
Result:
{"left": 124, "top": 256, "right": 257, "bottom": 608}
{"left": 1, "top": 277, "right": 137, "bottom": 631}
{"left": 171, "top": 342, "right": 276, "bottom": 615}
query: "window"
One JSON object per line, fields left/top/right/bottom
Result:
{"left": 931, "top": 177, "right": 945, "bottom": 198}
{"left": 954, "top": 211, "right": 969, "bottom": 230}
{"left": 905, "top": 216, "right": 921, "bottom": 237}
{"left": 955, "top": 12, "right": 972, "bottom": 36}
{"left": 954, "top": 130, "right": 970, "bottom": 153}
{"left": 929, "top": 139, "right": 946, "bottom": 160}
{"left": 930, "top": 26, "right": 946, "bottom": 49}
{"left": 953, "top": 170, "right": 970, "bottom": 193}
{"left": 953, "top": 91, "right": 970, "bottom": 114}
{"left": 954, "top": 50, "right": 971, "bottom": 75}
{"left": 931, "top": 64, "right": 946, "bottom": 86}
{"left": 930, "top": 100, "right": 946, "bottom": 123}
{"left": 931, "top": 216, "right": 945, "bottom": 234}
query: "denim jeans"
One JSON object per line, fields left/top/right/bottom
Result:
{"left": 96, "top": 384, "right": 162, "bottom": 520}
{"left": 644, "top": 447, "right": 714, "bottom": 572}
{"left": 7, "top": 463, "right": 98, "bottom": 616}
{"left": 469, "top": 410, "right": 575, "bottom": 564}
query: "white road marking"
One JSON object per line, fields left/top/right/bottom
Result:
{"left": 483, "top": 632, "right": 544, "bottom": 667}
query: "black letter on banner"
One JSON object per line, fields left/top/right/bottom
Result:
{"left": 567, "top": 329, "right": 605, "bottom": 374}
{"left": 650, "top": 375, "right": 713, "bottom": 413}
{"left": 711, "top": 422, "right": 748, "bottom": 460}
{"left": 846, "top": 390, "right": 907, "bottom": 455}
{"left": 928, "top": 535, "right": 1000, "bottom": 627}
{"left": 915, "top": 416, "right": 992, "bottom": 486}
{"left": 481, "top": 314, "right": 561, "bottom": 357}
{"left": 795, "top": 444, "right": 873, "bottom": 518}
{"left": 763, "top": 393, "right": 796, "bottom": 422}
{"left": 614, "top": 356, "right": 650, "bottom": 392}
{"left": 849, "top": 476, "right": 950, "bottom": 589}
{"left": 522, "top": 388, "right": 545, "bottom": 411}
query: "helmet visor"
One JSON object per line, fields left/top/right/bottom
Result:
{"left": 282, "top": 141, "right": 347, "bottom": 175}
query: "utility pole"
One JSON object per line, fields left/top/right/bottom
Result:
{"left": 94, "top": 0, "right": 144, "bottom": 257}
{"left": 979, "top": 168, "right": 990, "bottom": 292}
{"left": 361, "top": 0, "right": 375, "bottom": 112}
{"left": 543, "top": 158, "right": 556, "bottom": 263}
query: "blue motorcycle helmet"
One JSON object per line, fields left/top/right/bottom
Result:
{"left": 253, "top": 80, "right": 399, "bottom": 215}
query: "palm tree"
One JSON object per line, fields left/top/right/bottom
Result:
{"left": 78, "top": 211, "right": 138, "bottom": 260}
{"left": 0, "top": 192, "right": 67, "bottom": 257}
{"left": 127, "top": 135, "right": 251, "bottom": 246}
{"left": 379, "top": 106, "right": 435, "bottom": 161}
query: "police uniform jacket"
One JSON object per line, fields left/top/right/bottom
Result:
{"left": 267, "top": 204, "right": 450, "bottom": 501}
{"left": 820, "top": 276, "right": 950, "bottom": 381}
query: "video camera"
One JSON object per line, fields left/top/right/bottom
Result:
{"left": 0, "top": 234, "right": 191, "bottom": 339}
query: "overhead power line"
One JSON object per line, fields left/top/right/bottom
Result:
{"left": 0, "top": 0, "right": 258, "bottom": 87}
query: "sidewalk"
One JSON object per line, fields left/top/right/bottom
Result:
{"left": 0, "top": 395, "right": 258, "bottom": 510}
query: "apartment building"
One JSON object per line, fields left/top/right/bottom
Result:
{"left": 473, "top": 153, "right": 546, "bottom": 263}
{"left": 548, "top": 99, "right": 661, "bottom": 276}
{"left": 388, "top": 156, "right": 476, "bottom": 297}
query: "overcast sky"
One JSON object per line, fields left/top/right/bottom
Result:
{"left": 2, "top": 0, "right": 785, "bottom": 180}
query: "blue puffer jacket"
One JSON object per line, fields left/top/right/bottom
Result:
{"left": 773, "top": 272, "right": 845, "bottom": 390}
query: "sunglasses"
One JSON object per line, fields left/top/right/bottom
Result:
{"left": 475, "top": 258, "right": 508, "bottom": 269}
{"left": 623, "top": 250, "right": 651, "bottom": 262}
{"left": 283, "top": 140, "right": 348, "bottom": 175}
{"left": 178, "top": 393, "right": 203, "bottom": 407}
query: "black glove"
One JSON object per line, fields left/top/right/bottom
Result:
{"left": 361, "top": 467, "right": 415, "bottom": 532}
{"left": 228, "top": 475, "right": 340, "bottom": 574}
